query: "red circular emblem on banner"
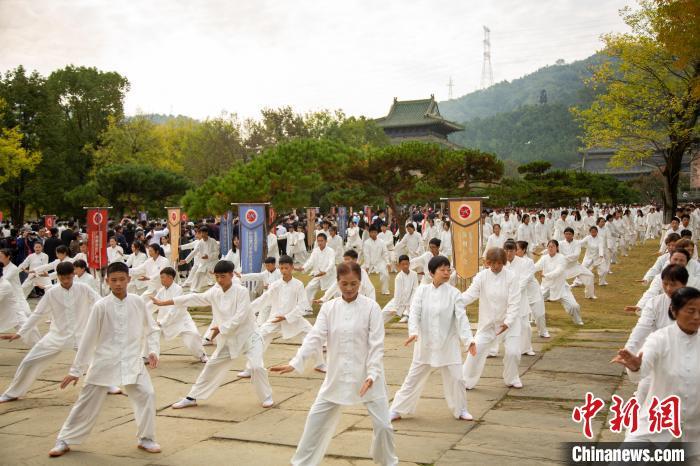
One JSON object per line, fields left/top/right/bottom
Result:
{"left": 245, "top": 209, "right": 257, "bottom": 224}
{"left": 459, "top": 204, "right": 472, "bottom": 220}
{"left": 170, "top": 212, "right": 177, "bottom": 221}
{"left": 92, "top": 212, "right": 104, "bottom": 225}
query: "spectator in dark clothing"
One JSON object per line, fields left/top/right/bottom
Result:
{"left": 114, "top": 225, "right": 129, "bottom": 252}
{"left": 43, "top": 227, "right": 63, "bottom": 262}
{"left": 60, "top": 225, "right": 76, "bottom": 247}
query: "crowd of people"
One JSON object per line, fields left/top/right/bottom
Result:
{"left": 0, "top": 201, "right": 697, "bottom": 463}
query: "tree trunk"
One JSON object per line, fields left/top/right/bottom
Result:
{"left": 662, "top": 147, "right": 684, "bottom": 223}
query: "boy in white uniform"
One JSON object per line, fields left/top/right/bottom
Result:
{"left": 154, "top": 260, "right": 274, "bottom": 410}
{"left": 302, "top": 233, "right": 336, "bottom": 309}
{"left": 382, "top": 255, "right": 419, "bottom": 324}
{"left": 47, "top": 261, "right": 161, "bottom": 457}
{"left": 362, "top": 226, "right": 390, "bottom": 295}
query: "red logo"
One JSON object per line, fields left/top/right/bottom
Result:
{"left": 182, "top": 213, "right": 189, "bottom": 222}
{"left": 245, "top": 209, "right": 257, "bottom": 224}
{"left": 459, "top": 204, "right": 472, "bottom": 220}
{"left": 91, "top": 212, "right": 104, "bottom": 226}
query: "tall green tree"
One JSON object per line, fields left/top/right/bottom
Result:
{"left": 573, "top": 1, "right": 700, "bottom": 220}
{"left": 182, "top": 115, "right": 247, "bottom": 184}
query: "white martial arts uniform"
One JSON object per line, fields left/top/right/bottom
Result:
{"left": 2, "top": 282, "right": 100, "bottom": 398}
{"left": 240, "top": 268, "right": 282, "bottom": 318}
{"left": 391, "top": 282, "right": 474, "bottom": 418}
{"left": 560, "top": 238, "right": 596, "bottom": 298}
{"left": 106, "top": 245, "right": 125, "bottom": 264}
{"left": 461, "top": 268, "right": 522, "bottom": 388}
{"left": 150, "top": 283, "right": 205, "bottom": 359}
{"left": 505, "top": 255, "right": 538, "bottom": 354}
{"left": 410, "top": 251, "right": 436, "bottom": 285}
{"left": 580, "top": 234, "right": 609, "bottom": 286}
{"left": 362, "top": 237, "right": 390, "bottom": 294}
{"left": 56, "top": 293, "right": 160, "bottom": 446}
{"left": 184, "top": 237, "right": 219, "bottom": 291}
{"left": 381, "top": 269, "right": 419, "bottom": 323}
{"left": 288, "top": 295, "right": 397, "bottom": 466}
{"left": 75, "top": 271, "right": 99, "bottom": 293}
{"left": 266, "top": 232, "right": 279, "bottom": 260}
{"left": 129, "top": 255, "right": 170, "bottom": 296}
{"left": 302, "top": 245, "right": 336, "bottom": 305}
{"left": 482, "top": 233, "right": 506, "bottom": 258}
{"left": 378, "top": 230, "right": 397, "bottom": 270}
{"left": 18, "top": 251, "right": 50, "bottom": 297}
{"left": 327, "top": 233, "right": 344, "bottom": 265}
{"left": 125, "top": 252, "right": 149, "bottom": 294}
{"left": 535, "top": 253, "right": 583, "bottom": 324}
{"left": 395, "top": 231, "right": 423, "bottom": 259}
{"left": 623, "top": 323, "right": 700, "bottom": 456}
{"left": 172, "top": 283, "right": 273, "bottom": 403}
{"left": 0, "top": 278, "right": 40, "bottom": 346}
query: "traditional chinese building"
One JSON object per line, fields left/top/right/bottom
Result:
{"left": 375, "top": 95, "right": 464, "bottom": 149}
{"left": 579, "top": 148, "right": 692, "bottom": 181}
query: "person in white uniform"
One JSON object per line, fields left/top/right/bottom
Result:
{"left": 130, "top": 244, "right": 170, "bottom": 297}
{"left": 362, "top": 226, "right": 390, "bottom": 295}
{"left": 535, "top": 240, "right": 584, "bottom": 325}
{"left": 382, "top": 255, "right": 419, "bottom": 324}
{"left": 271, "top": 262, "right": 398, "bottom": 466}
{"left": 516, "top": 241, "right": 549, "bottom": 338}
{"left": 180, "top": 226, "right": 219, "bottom": 292}
{"left": 154, "top": 260, "right": 274, "bottom": 410}
{"left": 148, "top": 267, "right": 208, "bottom": 363}
{"left": 239, "top": 255, "right": 325, "bottom": 378}
{"left": 395, "top": 223, "right": 423, "bottom": 259}
{"left": 482, "top": 224, "right": 506, "bottom": 258}
{"left": 19, "top": 241, "right": 50, "bottom": 297}
{"left": 47, "top": 261, "right": 161, "bottom": 457}
{"left": 302, "top": 232, "right": 336, "bottom": 308}
{"left": 390, "top": 255, "right": 476, "bottom": 422}
{"left": 560, "top": 227, "right": 597, "bottom": 299}
{"left": 73, "top": 259, "right": 99, "bottom": 293}
{"left": 503, "top": 240, "right": 538, "bottom": 356}
{"left": 612, "top": 286, "right": 700, "bottom": 457}
{"left": 462, "top": 248, "right": 523, "bottom": 389}
{"left": 0, "top": 262, "right": 101, "bottom": 402}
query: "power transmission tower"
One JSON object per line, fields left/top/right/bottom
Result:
{"left": 480, "top": 25, "right": 493, "bottom": 89}
{"left": 447, "top": 76, "right": 454, "bottom": 100}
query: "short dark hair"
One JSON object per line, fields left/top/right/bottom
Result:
{"left": 589, "top": 226, "right": 598, "bottom": 232}
{"left": 398, "top": 254, "right": 410, "bottom": 263}
{"left": 406, "top": 223, "right": 415, "bottom": 230}
{"left": 670, "top": 248, "right": 691, "bottom": 262}
{"left": 516, "top": 240, "right": 529, "bottom": 251}
{"left": 665, "top": 233, "right": 681, "bottom": 244}
{"left": 106, "top": 261, "right": 129, "bottom": 276}
{"left": 428, "top": 238, "right": 441, "bottom": 248}
{"left": 336, "top": 261, "right": 362, "bottom": 280}
{"left": 368, "top": 225, "right": 378, "bottom": 233}
{"left": 160, "top": 267, "right": 177, "bottom": 278}
{"left": 214, "top": 260, "right": 235, "bottom": 274}
{"left": 199, "top": 225, "right": 209, "bottom": 234}
{"left": 56, "top": 261, "right": 74, "bottom": 276}
{"left": 428, "top": 255, "right": 450, "bottom": 274}
{"left": 56, "top": 245, "right": 69, "bottom": 255}
{"left": 343, "top": 249, "right": 358, "bottom": 260}
{"left": 73, "top": 259, "right": 88, "bottom": 269}
{"left": 660, "top": 264, "right": 689, "bottom": 285}
{"left": 278, "top": 255, "right": 293, "bottom": 265}
{"left": 0, "top": 248, "right": 12, "bottom": 259}
{"left": 316, "top": 232, "right": 327, "bottom": 240}
{"left": 564, "top": 227, "right": 574, "bottom": 234}
{"left": 503, "top": 240, "right": 517, "bottom": 251}
{"left": 669, "top": 286, "right": 700, "bottom": 320}
{"left": 264, "top": 256, "right": 277, "bottom": 264}
{"left": 681, "top": 229, "right": 693, "bottom": 238}
{"left": 671, "top": 216, "right": 681, "bottom": 223}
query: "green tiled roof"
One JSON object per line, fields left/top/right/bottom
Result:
{"left": 375, "top": 95, "right": 464, "bottom": 131}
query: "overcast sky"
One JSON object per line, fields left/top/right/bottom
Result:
{"left": 0, "top": 0, "right": 632, "bottom": 120}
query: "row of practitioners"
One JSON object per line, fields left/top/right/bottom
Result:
{"left": 0, "top": 236, "right": 591, "bottom": 465}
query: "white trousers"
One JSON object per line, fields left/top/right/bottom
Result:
{"left": 380, "top": 300, "right": 409, "bottom": 324}
{"left": 463, "top": 320, "right": 522, "bottom": 389}
{"left": 520, "top": 314, "right": 534, "bottom": 354}
{"left": 530, "top": 295, "right": 549, "bottom": 337}
{"left": 304, "top": 277, "right": 325, "bottom": 306}
{"left": 582, "top": 256, "right": 609, "bottom": 285}
{"left": 390, "top": 362, "right": 467, "bottom": 419}
{"left": 57, "top": 374, "right": 156, "bottom": 445}
{"left": 246, "top": 322, "right": 324, "bottom": 370}
{"left": 188, "top": 337, "right": 272, "bottom": 402}
{"left": 292, "top": 396, "right": 398, "bottom": 466}
{"left": 542, "top": 287, "right": 583, "bottom": 324}
{"left": 178, "top": 330, "right": 206, "bottom": 358}
{"left": 367, "top": 266, "right": 389, "bottom": 294}
{"left": 3, "top": 342, "right": 67, "bottom": 398}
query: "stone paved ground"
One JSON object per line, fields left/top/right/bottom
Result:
{"left": 0, "top": 253, "right": 644, "bottom": 465}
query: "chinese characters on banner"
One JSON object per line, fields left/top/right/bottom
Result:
{"left": 239, "top": 204, "right": 266, "bottom": 274}
{"left": 219, "top": 210, "right": 233, "bottom": 257}
{"left": 86, "top": 209, "right": 108, "bottom": 269}
{"left": 306, "top": 207, "right": 317, "bottom": 251}
{"left": 337, "top": 206, "right": 348, "bottom": 240}
{"left": 167, "top": 208, "right": 181, "bottom": 265}
{"left": 447, "top": 198, "right": 482, "bottom": 279}
{"left": 572, "top": 392, "right": 682, "bottom": 439}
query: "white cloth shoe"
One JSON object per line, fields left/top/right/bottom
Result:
{"left": 508, "top": 381, "right": 523, "bottom": 389}
{"left": 523, "top": 350, "right": 536, "bottom": 356}
{"left": 458, "top": 409, "right": 473, "bottom": 420}
{"left": 49, "top": 440, "right": 70, "bottom": 457}
{"left": 390, "top": 411, "right": 401, "bottom": 421}
{"left": 172, "top": 397, "right": 197, "bottom": 409}
{"left": 262, "top": 396, "right": 274, "bottom": 408}
{"left": 539, "top": 331, "right": 551, "bottom": 338}
{"left": 237, "top": 370, "right": 251, "bottom": 378}
{"left": 314, "top": 364, "right": 327, "bottom": 373}
{"left": 398, "top": 316, "right": 408, "bottom": 323}
{"left": 199, "top": 354, "right": 209, "bottom": 363}
{"left": 137, "top": 438, "right": 161, "bottom": 453}
{"left": 0, "top": 394, "right": 17, "bottom": 403}
{"left": 107, "top": 386, "right": 122, "bottom": 395}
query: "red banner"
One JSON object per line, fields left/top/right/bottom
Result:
{"left": 44, "top": 215, "right": 56, "bottom": 229}
{"left": 87, "top": 209, "right": 108, "bottom": 269}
